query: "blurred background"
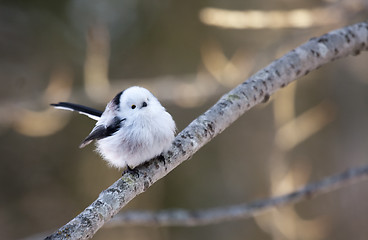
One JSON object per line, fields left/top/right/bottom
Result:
{"left": 0, "top": 0, "right": 367, "bottom": 239}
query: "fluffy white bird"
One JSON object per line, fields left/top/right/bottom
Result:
{"left": 51, "top": 86, "right": 176, "bottom": 171}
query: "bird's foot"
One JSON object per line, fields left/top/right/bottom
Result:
{"left": 122, "top": 166, "right": 139, "bottom": 177}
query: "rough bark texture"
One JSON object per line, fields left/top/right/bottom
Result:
{"left": 45, "top": 21, "right": 368, "bottom": 240}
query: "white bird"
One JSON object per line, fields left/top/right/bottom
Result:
{"left": 51, "top": 86, "right": 176, "bottom": 172}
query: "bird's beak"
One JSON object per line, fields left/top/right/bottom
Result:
{"left": 141, "top": 102, "right": 148, "bottom": 108}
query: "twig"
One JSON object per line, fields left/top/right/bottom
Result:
{"left": 105, "top": 165, "right": 368, "bottom": 227}
{"left": 45, "top": 21, "right": 368, "bottom": 239}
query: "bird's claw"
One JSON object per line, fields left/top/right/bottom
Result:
{"left": 122, "top": 166, "right": 139, "bottom": 177}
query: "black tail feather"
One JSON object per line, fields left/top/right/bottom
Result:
{"left": 51, "top": 102, "right": 103, "bottom": 119}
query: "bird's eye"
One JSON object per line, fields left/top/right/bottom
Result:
{"left": 131, "top": 105, "right": 136, "bottom": 109}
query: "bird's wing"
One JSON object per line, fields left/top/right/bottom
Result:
{"left": 51, "top": 102, "right": 102, "bottom": 121}
{"left": 79, "top": 117, "right": 125, "bottom": 148}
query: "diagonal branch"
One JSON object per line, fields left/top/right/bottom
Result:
{"left": 105, "top": 165, "right": 368, "bottom": 227}
{"left": 45, "top": 21, "right": 368, "bottom": 240}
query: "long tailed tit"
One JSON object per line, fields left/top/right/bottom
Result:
{"left": 51, "top": 86, "right": 176, "bottom": 171}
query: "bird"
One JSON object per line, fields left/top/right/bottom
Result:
{"left": 51, "top": 86, "right": 176, "bottom": 172}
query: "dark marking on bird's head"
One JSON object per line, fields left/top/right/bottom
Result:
{"left": 112, "top": 91, "right": 124, "bottom": 109}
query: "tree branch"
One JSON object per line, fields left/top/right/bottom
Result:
{"left": 105, "top": 165, "right": 368, "bottom": 227}
{"left": 45, "top": 21, "right": 368, "bottom": 239}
